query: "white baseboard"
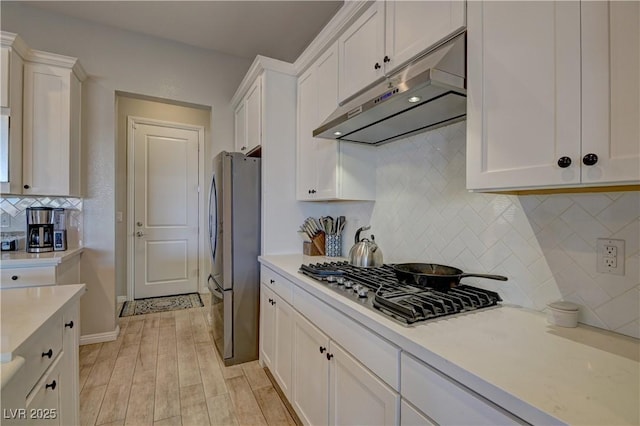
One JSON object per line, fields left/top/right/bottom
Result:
{"left": 80, "top": 325, "right": 120, "bottom": 345}
{"left": 117, "top": 295, "right": 127, "bottom": 304}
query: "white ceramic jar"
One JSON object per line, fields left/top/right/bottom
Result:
{"left": 547, "top": 301, "right": 579, "bottom": 327}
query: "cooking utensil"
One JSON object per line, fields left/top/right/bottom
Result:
{"left": 392, "top": 263, "right": 508, "bottom": 292}
{"left": 349, "top": 225, "right": 383, "bottom": 267}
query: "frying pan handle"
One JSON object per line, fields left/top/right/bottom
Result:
{"left": 459, "top": 273, "right": 508, "bottom": 281}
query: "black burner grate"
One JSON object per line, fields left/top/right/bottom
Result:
{"left": 299, "top": 262, "right": 502, "bottom": 325}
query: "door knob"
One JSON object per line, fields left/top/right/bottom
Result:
{"left": 136, "top": 231, "right": 144, "bottom": 237}
{"left": 136, "top": 221, "right": 143, "bottom": 227}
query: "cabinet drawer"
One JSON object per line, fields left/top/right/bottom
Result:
{"left": 401, "top": 352, "right": 523, "bottom": 425}
{"left": 17, "top": 314, "right": 63, "bottom": 397}
{"left": 261, "top": 265, "right": 293, "bottom": 305}
{"left": 26, "top": 354, "right": 61, "bottom": 426}
{"left": 1, "top": 267, "right": 56, "bottom": 288}
{"left": 294, "top": 285, "right": 400, "bottom": 390}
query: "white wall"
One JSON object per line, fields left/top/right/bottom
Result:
{"left": 326, "top": 122, "right": 640, "bottom": 338}
{"left": 1, "top": 3, "right": 251, "bottom": 337}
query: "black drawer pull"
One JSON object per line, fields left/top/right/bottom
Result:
{"left": 45, "top": 380, "right": 57, "bottom": 390}
{"left": 326, "top": 353, "right": 334, "bottom": 360}
{"left": 319, "top": 346, "right": 326, "bottom": 353}
{"left": 23, "top": 184, "right": 30, "bottom": 189}
{"left": 383, "top": 55, "right": 390, "bottom": 63}
{"left": 65, "top": 321, "right": 74, "bottom": 329}
{"left": 374, "top": 62, "right": 381, "bottom": 70}
{"left": 270, "top": 279, "right": 275, "bottom": 284}
{"left": 42, "top": 349, "right": 53, "bottom": 359}
{"left": 268, "top": 298, "right": 273, "bottom": 304}
{"left": 11, "top": 275, "right": 18, "bottom": 281}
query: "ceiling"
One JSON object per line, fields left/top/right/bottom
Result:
{"left": 23, "top": 1, "right": 344, "bottom": 63}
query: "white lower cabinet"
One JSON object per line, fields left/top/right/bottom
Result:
{"left": 400, "top": 399, "right": 436, "bottom": 426}
{"left": 401, "top": 352, "right": 523, "bottom": 425}
{"left": 292, "top": 311, "right": 399, "bottom": 426}
{"left": 260, "top": 283, "right": 294, "bottom": 398}
{"left": 1, "top": 300, "right": 81, "bottom": 425}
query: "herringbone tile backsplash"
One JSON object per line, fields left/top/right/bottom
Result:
{"left": 330, "top": 122, "right": 639, "bottom": 338}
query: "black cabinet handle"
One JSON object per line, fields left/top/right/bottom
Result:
{"left": 270, "top": 279, "right": 275, "bottom": 284}
{"left": 42, "top": 349, "right": 53, "bottom": 359}
{"left": 374, "top": 63, "right": 381, "bottom": 70}
{"left": 268, "top": 298, "right": 273, "bottom": 304}
{"left": 583, "top": 153, "right": 598, "bottom": 166}
{"left": 11, "top": 275, "right": 18, "bottom": 281}
{"left": 319, "top": 346, "right": 326, "bottom": 353}
{"left": 326, "top": 353, "right": 334, "bottom": 360}
{"left": 45, "top": 380, "right": 57, "bottom": 391}
{"left": 23, "top": 184, "right": 30, "bottom": 189}
{"left": 383, "top": 55, "right": 390, "bottom": 63}
{"left": 272, "top": 300, "right": 276, "bottom": 306}
{"left": 65, "top": 321, "right": 74, "bottom": 329}
{"left": 557, "top": 157, "right": 572, "bottom": 168}
{"left": 241, "top": 146, "right": 246, "bottom": 151}
{"left": 310, "top": 189, "right": 316, "bottom": 194}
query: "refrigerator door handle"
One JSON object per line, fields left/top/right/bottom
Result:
{"left": 208, "top": 173, "right": 218, "bottom": 262}
{"left": 208, "top": 274, "right": 224, "bottom": 299}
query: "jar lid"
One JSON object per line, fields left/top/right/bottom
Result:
{"left": 548, "top": 301, "right": 579, "bottom": 312}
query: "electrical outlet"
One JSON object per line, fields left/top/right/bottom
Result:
{"left": 597, "top": 238, "right": 625, "bottom": 276}
{"left": 0, "top": 213, "right": 10, "bottom": 228}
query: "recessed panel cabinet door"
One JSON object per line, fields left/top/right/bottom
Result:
{"left": 466, "top": 1, "right": 581, "bottom": 190}
{"left": 273, "top": 294, "right": 293, "bottom": 399}
{"left": 260, "top": 284, "right": 275, "bottom": 370}
{"left": 581, "top": 1, "right": 640, "bottom": 184}
{"left": 292, "top": 312, "right": 329, "bottom": 426}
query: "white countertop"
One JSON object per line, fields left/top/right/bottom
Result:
{"left": 260, "top": 254, "right": 640, "bottom": 426}
{"left": 1, "top": 284, "right": 86, "bottom": 363}
{"left": 0, "top": 247, "right": 83, "bottom": 267}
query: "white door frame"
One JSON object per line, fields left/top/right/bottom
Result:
{"left": 126, "top": 116, "right": 206, "bottom": 301}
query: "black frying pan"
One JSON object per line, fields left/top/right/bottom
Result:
{"left": 393, "top": 263, "right": 508, "bottom": 292}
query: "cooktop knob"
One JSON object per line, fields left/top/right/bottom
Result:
{"left": 357, "top": 288, "right": 369, "bottom": 298}
{"left": 344, "top": 280, "right": 353, "bottom": 288}
{"left": 336, "top": 277, "right": 345, "bottom": 285}
{"left": 326, "top": 276, "right": 337, "bottom": 283}
{"left": 352, "top": 284, "right": 362, "bottom": 292}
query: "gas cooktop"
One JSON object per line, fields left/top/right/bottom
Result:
{"left": 299, "top": 261, "right": 502, "bottom": 325}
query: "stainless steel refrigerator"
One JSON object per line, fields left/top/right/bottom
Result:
{"left": 208, "top": 151, "right": 261, "bottom": 366}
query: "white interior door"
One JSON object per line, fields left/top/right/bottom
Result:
{"left": 132, "top": 120, "right": 199, "bottom": 299}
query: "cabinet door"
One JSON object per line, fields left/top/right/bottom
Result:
{"left": 296, "top": 68, "right": 319, "bottom": 200}
{"left": 292, "top": 311, "right": 329, "bottom": 426}
{"left": 328, "top": 342, "right": 399, "bottom": 426}
{"left": 260, "top": 284, "right": 276, "bottom": 370}
{"left": 314, "top": 43, "right": 339, "bottom": 200}
{"left": 273, "top": 294, "right": 293, "bottom": 399}
{"left": 23, "top": 62, "right": 81, "bottom": 196}
{"left": 245, "top": 76, "right": 262, "bottom": 153}
{"left": 581, "top": 1, "right": 640, "bottom": 184}
{"left": 466, "top": 1, "right": 581, "bottom": 191}
{"left": 0, "top": 43, "right": 23, "bottom": 195}
{"left": 60, "top": 302, "right": 79, "bottom": 426}
{"left": 234, "top": 101, "right": 247, "bottom": 153}
{"left": 385, "top": 1, "right": 465, "bottom": 73}
{"left": 338, "top": 1, "right": 385, "bottom": 103}
{"left": 25, "top": 355, "right": 62, "bottom": 426}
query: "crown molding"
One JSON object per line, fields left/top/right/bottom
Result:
{"left": 293, "top": 1, "right": 372, "bottom": 75}
{"left": 1, "top": 31, "right": 29, "bottom": 60}
{"left": 26, "top": 49, "right": 87, "bottom": 81}
{"left": 231, "top": 54, "right": 296, "bottom": 107}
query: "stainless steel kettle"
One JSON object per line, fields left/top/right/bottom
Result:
{"left": 349, "top": 226, "right": 383, "bottom": 268}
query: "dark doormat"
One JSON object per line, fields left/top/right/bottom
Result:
{"left": 119, "top": 293, "right": 204, "bottom": 317}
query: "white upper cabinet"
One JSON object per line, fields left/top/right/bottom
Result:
{"left": 297, "top": 43, "right": 375, "bottom": 201}
{"left": 23, "top": 54, "right": 84, "bottom": 197}
{"left": 234, "top": 75, "right": 261, "bottom": 154}
{"left": 338, "top": 1, "right": 385, "bottom": 103}
{"left": 338, "top": 0, "right": 466, "bottom": 103}
{"left": 0, "top": 32, "right": 26, "bottom": 195}
{"left": 581, "top": 1, "right": 640, "bottom": 185}
{"left": 467, "top": 0, "right": 639, "bottom": 191}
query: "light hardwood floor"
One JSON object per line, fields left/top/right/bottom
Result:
{"left": 79, "top": 298, "right": 297, "bottom": 426}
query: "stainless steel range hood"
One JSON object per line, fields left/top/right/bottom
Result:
{"left": 313, "top": 33, "right": 466, "bottom": 145}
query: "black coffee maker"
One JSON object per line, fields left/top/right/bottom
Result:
{"left": 26, "top": 207, "right": 54, "bottom": 253}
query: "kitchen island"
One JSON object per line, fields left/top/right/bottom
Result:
{"left": 1, "top": 284, "right": 85, "bottom": 425}
{"left": 260, "top": 254, "right": 639, "bottom": 425}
